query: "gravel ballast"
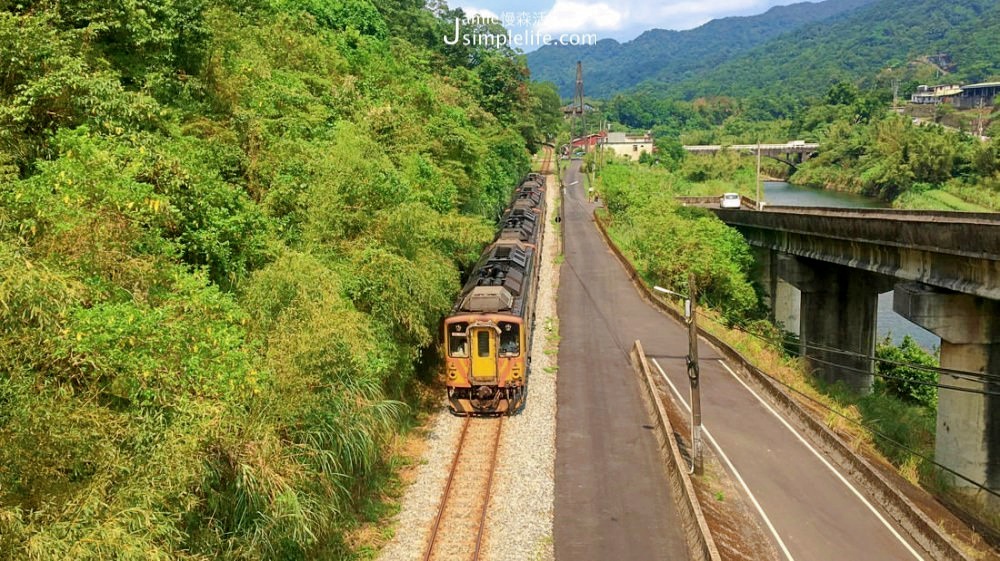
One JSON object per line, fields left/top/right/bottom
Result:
{"left": 376, "top": 165, "right": 560, "bottom": 561}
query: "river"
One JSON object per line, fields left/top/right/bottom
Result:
{"left": 760, "top": 181, "right": 940, "bottom": 352}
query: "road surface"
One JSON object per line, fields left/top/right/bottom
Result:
{"left": 554, "top": 159, "right": 931, "bottom": 561}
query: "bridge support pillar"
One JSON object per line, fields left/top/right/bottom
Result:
{"left": 784, "top": 257, "right": 892, "bottom": 394}
{"left": 894, "top": 282, "right": 1000, "bottom": 506}
{"left": 753, "top": 248, "right": 800, "bottom": 335}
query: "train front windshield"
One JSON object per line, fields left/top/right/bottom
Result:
{"left": 499, "top": 322, "right": 520, "bottom": 356}
{"left": 448, "top": 322, "right": 469, "bottom": 357}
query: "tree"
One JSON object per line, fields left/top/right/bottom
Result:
{"left": 527, "top": 81, "right": 564, "bottom": 143}
{"left": 654, "top": 136, "right": 686, "bottom": 170}
{"left": 876, "top": 335, "right": 939, "bottom": 408}
{"left": 825, "top": 81, "right": 860, "bottom": 106}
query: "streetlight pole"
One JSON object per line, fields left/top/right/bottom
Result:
{"left": 756, "top": 140, "right": 762, "bottom": 211}
{"left": 654, "top": 277, "right": 703, "bottom": 475}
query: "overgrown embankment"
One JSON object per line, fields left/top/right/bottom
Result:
{"left": 0, "top": 1, "right": 560, "bottom": 558}
{"left": 594, "top": 159, "right": 967, "bottom": 532}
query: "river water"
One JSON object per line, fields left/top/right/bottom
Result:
{"left": 760, "top": 181, "right": 940, "bottom": 351}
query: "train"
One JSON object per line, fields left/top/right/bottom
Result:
{"left": 442, "top": 172, "right": 547, "bottom": 415}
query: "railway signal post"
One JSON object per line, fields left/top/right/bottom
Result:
{"left": 654, "top": 277, "right": 704, "bottom": 475}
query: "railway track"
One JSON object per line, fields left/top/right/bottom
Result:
{"left": 539, "top": 145, "right": 553, "bottom": 175}
{"left": 423, "top": 417, "right": 503, "bottom": 561}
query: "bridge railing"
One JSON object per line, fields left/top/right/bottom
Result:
{"left": 682, "top": 143, "right": 819, "bottom": 153}
{"left": 676, "top": 195, "right": 760, "bottom": 210}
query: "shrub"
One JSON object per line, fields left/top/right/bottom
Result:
{"left": 875, "top": 335, "right": 939, "bottom": 408}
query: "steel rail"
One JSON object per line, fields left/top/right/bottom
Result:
{"left": 423, "top": 417, "right": 504, "bottom": 561}
{"left": 472, "top": 417, "right": 504, "bottom": 561}
{"left": 423, "top": 417, "right": 471, "bottom": 561}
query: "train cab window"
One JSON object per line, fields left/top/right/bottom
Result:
{"left": 477, "top": 330, "right": 491, "bottom": 358}
{"left": 499, "top": 322, "right": 520, "bottom": 356}
{"left": 448, "top": 323, "right": 468, "bottom": 357}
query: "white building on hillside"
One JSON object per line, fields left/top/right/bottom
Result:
{"left": 602, "top": 131, "right": 654, "bottom": 161}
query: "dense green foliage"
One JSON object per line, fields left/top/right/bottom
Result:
{"left": 792, "top": 111, "right": 1000, "bottom": 208}
{"left": 875, "top": 335, "right": 939, "bottom": 408}
{"left": 0, "top": 0, "right": 560, "bottom": 558}
{"left": 526, "top": 0, "right": 875, "bottom": 98}
{"left": 597, "top": 161, "right": 760, "bottom": 324}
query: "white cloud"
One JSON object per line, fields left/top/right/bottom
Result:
{"left": 459, "top": 5, "right": 500, "bottom": 21}
{"left": 494, "top": 0, "right": 785, "bottom": 43}
{"left": 462, "top": 0, "right": 795, "bottom": 47}
{"left": 536, "top": 0, "right": 628, "bottom": 34}
{"left": 651, "top": 0, "right": 767, "bottom": 22}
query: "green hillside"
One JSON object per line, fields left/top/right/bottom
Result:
{"left": 525, "top": 0, "right": 875, "bottom": 98}
{"left": 662, "top": 0, "right": 1000, "bottom": 100}
{"left": 0, "top": 1, "right": 558, "bottom": 558}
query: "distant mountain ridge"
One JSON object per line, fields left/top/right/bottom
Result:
{"left": 656, "top": 0, "right": 1000, "bottom": 101}
{"left": 526, "top": 0, "right": 876, "bottom": 98}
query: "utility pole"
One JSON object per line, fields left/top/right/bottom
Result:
{"left": 653, "top": 279, "right": 703, "bottom": 476}
{"left": 574, "top": 61, "right": 585, "bottom": 148}
{"left": 976, "top": 97, "right": 986, "bottom": 138}
{"left": 598, "top": 119, "right": 605, "bottom": 170}
{"left": 686, "top": 273, "right": 703, "bottom": 476}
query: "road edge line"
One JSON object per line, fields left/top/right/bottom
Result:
{"left": 651, "top": 358, "right": 796, "bottom": 561}
{"left": 630, "top": 340, "right": 722, "bottom": 561}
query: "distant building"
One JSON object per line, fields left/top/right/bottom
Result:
{"left": 955, "top": 82, "right": 1000, "bottom": 109}
{"left": 602, "top": 131, "right": 654, "bottom": 161}
{"left": 910, "top": 84, "right": 962, "bottom": 104}
{"left": 570, "top": 132, "right": 606, "bottom": 151}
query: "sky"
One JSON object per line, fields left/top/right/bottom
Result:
{"left": 457, "top": 0, "right": 799, "bottom": 50}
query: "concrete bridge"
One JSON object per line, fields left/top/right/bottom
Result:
{"left": 684, "top": 200, "right": 1000, "bottom": 504}
{"left": 682, "top": 142, "right": 820, "bottom": 167}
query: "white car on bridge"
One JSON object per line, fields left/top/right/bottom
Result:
{"left": 720, "top": 192, "right": 742, "bottom": 208}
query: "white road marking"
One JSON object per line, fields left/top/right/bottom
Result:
{"left": 651, "top": 358, "right": 796, "bottom": 561}
{"left": 713, "top": 360, "right": 925, "bottom": 560}
{"left": 697, "top": 356, "right": 923, "bottom": 560}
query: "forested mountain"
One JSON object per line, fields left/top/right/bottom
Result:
{"left": 0, "top": 0, "right": 559, "bottom": 558}
{"left": 525, "top": 0, "right": 875, "bottom": 98}
{"left": 660, "top": 0, "right": 1000, "bottom": 100}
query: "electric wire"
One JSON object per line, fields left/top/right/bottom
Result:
{"left": 743, "top": 357, "right": 1000, "bottom": 500}
{"left": 736, "top": 325, "right": 1000, "bottom": 384}
{"left": 671, "top": 304, "right": 1000, "bottom": 390}
{"left": 650, "top": 296, "right": 1000, "bottom": 497}
{"left": 653, "top": 290, "right": 984, "bottom": 382}
{"left": 741, "top": 327, "right": 1000, "bottom": 388}
{"left": 789, "top": 352, "right": 1000, "bottom": 397}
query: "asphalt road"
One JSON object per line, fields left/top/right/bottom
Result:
{"left": 554, "top": 160, "right": 930, "bottom": 561}
{"left": 554, "top": 161, "right": 689, "bottom": 561}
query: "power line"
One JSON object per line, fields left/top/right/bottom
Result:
{"left": 655, "top": 299, "right": 1000, "bottom": 395}
{"left": 647, "top": 299, "right": 1000, "bottom": 498}
{"left": 792, "top": 352, "right": 1000, "bottom": 397}
{"left": 712, "top": 317, "right": 1000, "bottom": 385}
{"left": 746, "top": 360, "right": 1000, "bottom": 500}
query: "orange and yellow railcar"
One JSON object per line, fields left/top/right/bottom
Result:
{"left": 443, "top": 174, "right": 546, "bottom": 415}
